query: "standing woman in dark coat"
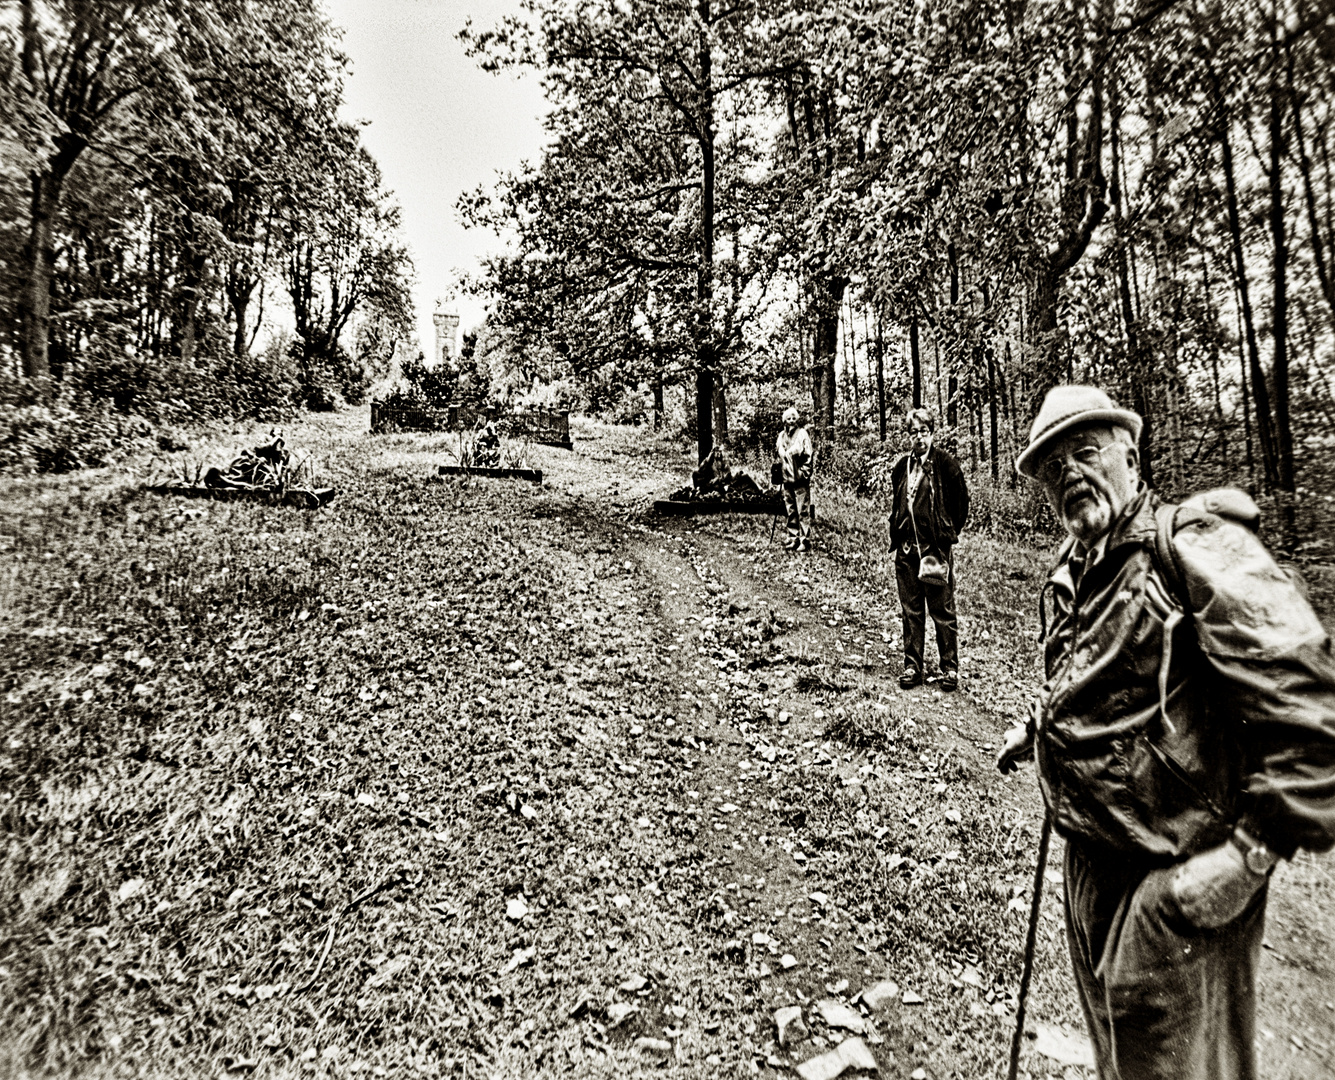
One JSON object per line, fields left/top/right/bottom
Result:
{"left": 889, "top": 408, "right": 969, "bottom": 690}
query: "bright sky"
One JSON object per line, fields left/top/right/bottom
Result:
{"left": 324, "top": 0, "right": 548, "bottom": 355}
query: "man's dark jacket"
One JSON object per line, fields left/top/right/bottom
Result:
{"left": 889, "top": 445, "right": 969, "bottom": 551}
{"left": 1036, "top": 486, "right": 1335, "bottom": 863}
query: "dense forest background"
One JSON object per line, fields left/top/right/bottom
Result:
{"left": 4, "top": 0, "right": 1335, "bottom": 550}
{"left": 458, "top": 0, "right": 1335, "bottom": 548}
{"left": 0, "top": 0, "right": 415, "bottom": 470}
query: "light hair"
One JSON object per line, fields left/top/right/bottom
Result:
{"left": 906, "top": 407, "right": 934, "bottom": 433}
{"left": 782, "top": 407, "right": 801, "bottom": 424}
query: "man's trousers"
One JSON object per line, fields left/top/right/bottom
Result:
{"left": 1064, "top": 840, "right": 1266, "bottom": 1080}
{"left": 783, "top": 482, "right": 811, "bottom": 547}
{"left": 894, "top": 544, "right": 957, "bottom": 675}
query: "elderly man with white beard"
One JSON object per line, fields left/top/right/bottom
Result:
{"left": 997, "top": 385, "right": 1335, "bottom": 1080}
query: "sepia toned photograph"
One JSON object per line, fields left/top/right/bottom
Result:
{"left": 2, "top": 0, "right": 1333, "bottom": 1077}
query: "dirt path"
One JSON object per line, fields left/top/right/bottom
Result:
{"left": 533, "top": 419, "right": 1334, "bottom": 1078}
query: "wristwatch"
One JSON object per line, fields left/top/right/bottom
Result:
{"left": 1230, "top": 828, "right": 1280, "bottom": 876}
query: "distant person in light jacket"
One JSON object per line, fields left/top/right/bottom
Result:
{"left": 776, "top": 407, "right": 814, "bottom": 552}
{"left": 889, "top": 408, "right": 969, "bottom": 690}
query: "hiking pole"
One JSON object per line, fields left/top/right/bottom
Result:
{"left": 1007, "top": 812, "right": 1054, "bottom": 1080}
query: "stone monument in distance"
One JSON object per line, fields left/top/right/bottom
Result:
{"left": 432, "top": 312, "right": 460, "bottom": 368}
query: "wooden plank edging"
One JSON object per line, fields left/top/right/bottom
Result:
{"left": 437, "top": 465, "right": 544, "bottom": 482}
{"left": 651, "top": 498, "right": 782, "bottom": 517}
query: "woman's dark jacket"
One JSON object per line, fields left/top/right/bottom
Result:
{"left": 1035, "top": 487, "right": 1335, "bottom": 863}
{"left": 889, "top": 446, "right": 970, "bottom": 551}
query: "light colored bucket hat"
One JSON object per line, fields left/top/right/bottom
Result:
{"left": 1016, "top": 385, "right": 1143, "bottom": 479}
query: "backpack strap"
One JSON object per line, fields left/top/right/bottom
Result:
{"left": 1153, "top": 502, "right": 1190, "bottom": 612}
{"left": 1149, "top": 502, "right": 1191, "bottom": 735}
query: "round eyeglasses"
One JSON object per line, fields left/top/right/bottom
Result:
{"left": 1035, "top": 443, "right": 1118, "bottom": 487}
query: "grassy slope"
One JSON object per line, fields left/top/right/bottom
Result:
{"left": 1, "top": 411, "right": 1331, "bottom": 1079}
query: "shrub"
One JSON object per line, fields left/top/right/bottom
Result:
{"left": 600, "top": 385, "right": 651, "bottom": 425}
{"left": 0, "top": 374, "right": 148, "bottom": 473}
{"left": 230, "top": 336, "right": 303, "bottom": 419}
{"left": 732, "top": 384, "right": 806, "bottom": 458}
{"left": 966, "top": 470, "right": 1061, "bottom": 540}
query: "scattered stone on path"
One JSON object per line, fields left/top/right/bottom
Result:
{"left": 816, "top": 999, "right": 865, "bottom": 1034}
{"left": 780, "top": 953, "right": 799, "bottom": 970}
{"left": 794, "top": 1036, "right": 879, "bottom": 1080}
{"left": 858, "top": 980, "right": 899, "bottom": 1012}
{"left": 901, "top": 988, "right": 924, "bottom": 1005}
{"left": 634, "top": 1037, "right": 673, "bottom": 1059}
{"left": 775, "top": 1005, "right": 808, "bottom": 1048}
{"left": 618, "top": 973, "right": 648, "bottom": 992}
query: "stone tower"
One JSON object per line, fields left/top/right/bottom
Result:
{"left": 432, "top": 312, "right": 460, "bottom": 367}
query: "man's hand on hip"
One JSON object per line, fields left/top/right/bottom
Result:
{"left": 1170, "top": 842, "right": 1268, "bottom": 930}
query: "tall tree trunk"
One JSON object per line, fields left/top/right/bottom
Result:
{"left": 1110, "top": 70, "right": 1155, "bottom": 486}
{"left": 811, "top": 275, "right": 845, "bottom": 438}
{"left": 1267, "top": 30, "right": 1295, "bottom": 543}
{"left": 694, "top": 0, "right": 716, "bottom": 463}
{"left": 909, "top": 316, "right": 921, "bottom": 410}
{"left": 1215, "top": 87, "right": 1279, "bottom": 488}
{"left": 1235, "top": 276, "right": 1256, "bottom": 487}
{"left": 652, "top": 357, "right": 664, "bottom": 432}
{"left": 987, "top": 347, "right": 999, "bottom": 481}
{"left": 846, "top": 293, "right": 860, "bottom": 426}
{"left": 1285, "top": 36, "right": 1335, "bottom": 331}
{"left": 19, "top": 135, "right": 85, "bottom": 382}
{"left": 875, "top": 306, "right": 886, "bottom": 442}
{"left": 713, "top": 377, "right": 728, "bottom": 443}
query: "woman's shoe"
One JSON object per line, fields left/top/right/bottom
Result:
{"left": 899, "top": 667, "right": 921, "bottom": 689}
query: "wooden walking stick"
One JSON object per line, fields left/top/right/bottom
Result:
{"left": 1007, "top": 812, "right": 1054, "bottom": 1080}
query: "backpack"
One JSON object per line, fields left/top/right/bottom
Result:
{"left": 1151, "top": 488, "right": 1262, "bottom": 611}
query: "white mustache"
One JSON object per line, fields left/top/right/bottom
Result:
{"left": 1063, "top": 483, "right": 1097, "bottom": 510}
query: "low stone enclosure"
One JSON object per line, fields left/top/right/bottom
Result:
{"left": 369, "top": 402, "right": 573, "bottom": 450}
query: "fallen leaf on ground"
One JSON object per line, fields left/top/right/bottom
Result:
{"left": 619, "top": 974, "right": 648, "bottom": 992}
{"left": 775, "top": 1005, "right": 808, "bottom": 1048}
{"left": 859, "top": 980, "right": 899, "bottom": 1012}
{"left": 1032, "top": 1022, "right": 1096, "bottom": 1067}
{"left": 117, "top": 879, "right": 145, "bottom": 901}
{"left": 500, "top": 946, "right": 535, "bottom": 974}
{"left": 607, "top": 1001, "right": 638, "bottom": 1027}
{"left": 815, "top": 999, "right": 865, "bottom": 1034}
{"left": 366, "top": 956, "right": 410, "bottom": 988}
{"left": 794, "top": 1036, "right": 878, "bottom": 1080}
{"left": 634, "top": 1037, "right": 672, "bottom": 1057}
{"left": 505, "top": 897, "right": 529, "bottom": 920}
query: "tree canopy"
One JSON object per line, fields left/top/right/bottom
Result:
{"left": 462, "top": 0, "right": 1335, "bottom": 530}
{"left": 0, "top": 0, "right": 416, "bottom": 424}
